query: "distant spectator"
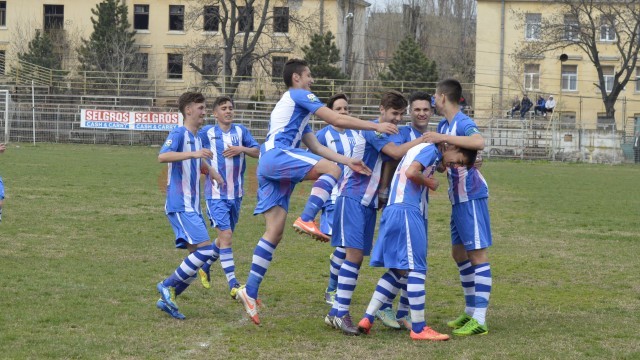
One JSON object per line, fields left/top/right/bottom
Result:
{"left": 634, "top": 131, "right": 640, "bottom": 163}
{"left": 534, "top": 95, "right": 546, "bottom": 116}
{"left": 544, "top": 95, "right": 556, "bottom": 117}
{"left": 508, "top": 96, "right": 521, "bottom": 118}
{"left": 520, "top": 94, "right": 533, "bottom": 119}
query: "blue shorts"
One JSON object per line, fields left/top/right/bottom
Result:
{"left": 331, "top": 196, "right": 377, "bottom": 256}
{"left": 320, "top": 202, "right": 335, "bottom": 236}
{"left": 370, "top": 204, "right": 427, "bottom": 271}
{"left": 166, "top": 211, "right": 210, "bottom": 249}
{"left": 254, "top": 148, "right": 321, "bottom": 214}
{"left": 451, "top": 198, "right": 492, "bottom": 251}
{"left": 0, "top": 176, "right": 4, "bottom": 200}
{"left": 206, "top": 198, "right": 242, "bottom": 231}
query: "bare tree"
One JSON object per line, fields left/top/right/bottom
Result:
{"left": 184, "top": 0, "right": 316, "bottom": 97}
{"left": 514, "top": 0, "right": 640, "bottom": 120}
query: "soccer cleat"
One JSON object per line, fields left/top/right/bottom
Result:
{"left": 447, "top": 312, "right": 473, "bottom": 329}
{"left": 452, "top": 318, "right": 488, "bottom": 336}
{"left": 333, "top": 313, "right": 360, "bottom": 336}
{"left": 376, "top": 308, "right": 401, "bottom": 329}
{"left": 357, "top": 317, "right": 373, "bottom": 335}
{"left": 293, "top": 217, "right": 330, "bottom": 242}
{"left": 230, "top": 283, "right": 242, "bottom": 299}
{"left": 156, "top": 299, "right": 185, "bottom": 320}
{"left": 324, "top": 289, "right": 337, "bottom": 305}
{"left": 198, "top": 268, "right": 211, "bottom": 289}
{"left": 410, "top": 326, "right": 450, "bottom": 341}
{"left": 237, "top": 287, "right": 260, "bottom": 325}
{"left": 397, "top": 313, "right": 412, "bottom": 331}
{"left": 156, "top": 282, "right": 178, "bottom": 310}
{"left": 324, "top": 314, "right": 337, "bottom": 329}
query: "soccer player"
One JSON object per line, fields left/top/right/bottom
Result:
{"left": 358, "top": 142, "right": 475, "bottom": 340}
{"left": 236, "top": 59, "right": 398, "bottom": 325}
{"left": 326, "top": 90, "right": 429, "bottom": 336}
{"left": 374, "top": 91, "right": 435, "bottom": 329}
{"left": 155, "top": 92, "right": 224, "bottom": 320}
{"left": 313, "top": 94, "right": 357, "bottom": 306}
{"left": 196, "top": 96, "right": 260, "bottom": 298}
{"left": 0, "top": 142, "right": 5, "bottom": 222}
{"left": 424, "top": 79, "right": 493, "bottom": 336}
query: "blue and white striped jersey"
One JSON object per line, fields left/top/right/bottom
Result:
{"left": 159, "top": 126, "right": 203, "bottom": 214}
{"left": 262, "top": 89, "right": 325, "bottom": 153}
{"left": 338, "top": 120, "right": 393, "bottom": 209}
{"left": 399, "top": 124, "right": 422, "bottom": 142}
{"left": 316, "top": 125, "right": 357, "bottom": 203}
{"left": 388, "top": 143, "right": 441, "bottom": 217}
{"left": 436, "top": 111, "right": 489, "bottom": 204}
{"left": 198, "top": 124, "right": 259, "bottom": 200}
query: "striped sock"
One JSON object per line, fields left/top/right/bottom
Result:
{"left": 327, "top": 247, "right": 346, "bottom": 292}
{"left": 364, "top": 269, "right": 402, "bottom": 322}
{"left": 472, "top": 262, "right": 492, "bottom": 325}
{"left": 245, "top": 238, "right": 276, "bottom": 299}
{"left": 300, "top": 174, "right": 337, "bottom": 222}
{"left": 395, "top": 275, "right": 410, "bottom": 319}
{"left": 200, "top": 241, "right": 220, "bottom": 275}
{"left": 458, "top": 260, "right": 476, "bottom": 316}
{"left": 333, "top": 260, "right": 360, "bottom": 318}
{"left": 407, "top": 270, "right": 427, "bottom": 333}
{"left": 163, "top": 244, "right": 215, "bottom": 293}
{"left": 175, "top": 273, "right": 197, "bottom": 296}
{"left": 219, "top": 247, "right": 238, "bottom": 290}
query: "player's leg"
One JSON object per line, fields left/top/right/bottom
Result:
{"left": 217, "top": 198, "right": 243, "bottom": 297}
{"left": 294, "top": 159, "right": 341, "bottom": 242}
{"left": 359, "top": 269, "right": 404, "bottom": 333}
{"left": 325, "top": 246, "right": 345, "bottom": 305}
{"left": 0, "top": 176, "right": 4, "bottom": 222}
{"left": 447, "top": 210, "right": 475, "bottom": 329}
{"left": 395, "top": 278, "right": 411, "bottom": 329}
{"left": 408, "top": 269, "right": 449, "bottom": 341}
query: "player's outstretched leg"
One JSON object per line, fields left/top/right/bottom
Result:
{"left": 294, "top": 174, "right": 337, "bottom": 242}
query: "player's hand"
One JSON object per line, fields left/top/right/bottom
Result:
{"left": 375, "top": 122, "right": 398, "bottom": 135}
{"left": 377, "top": 189, "right": 389, "bottom": 211}
{"left": 0, "top": 143, "right": 5, "bottom": 153}
{"left": 347, "top": 159, "right": 372, "bottom": 176}
{"left": 422, "top": 132, "right": 446, "bottom": 144}
{"left": 209, "top": 168, "right": 225, "bottom": 185}
{"left": 425, "top": 177, "right": 439, "bottom": 191}
{"left": 222, "top": 145, "right": 244, "bottom": 158}
{"left": 193, "top": 148, "right": 213, "bottom": 159}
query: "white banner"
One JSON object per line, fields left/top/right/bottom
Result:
{"left": 80, "top": 109, "right": 183, "bottom": 131}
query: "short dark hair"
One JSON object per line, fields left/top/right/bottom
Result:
{"left": 460, "top": 147, "right": 478, "bottom": 169}
{"left": 178, "top": 92, "right": 205, "bottom": 116}
{"left": 327, "top": 93, "right": 349, "bottom": 110}
{"left": 409, "top": 91, "right": 432, "bottom": 107}
{"left": 213, "top": 95, "right": 234, "bottom": 110}
{"left": 436, "top": 79, "right": 462, "bottom": 105}
{"left": 283, "top": 58, "right": 309, "bottom": 87}
{"left": 380, "top": 90, "right": 408, "bottom": 110}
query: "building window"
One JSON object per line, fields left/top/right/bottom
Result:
{"left": 273, "top": 7, "right": 289, "bottom": 33}
{"left": 636, "top": 67, "right": 640, "bottom": 92}
{"left": 202, "top": 53, "right": 219, "bottom": 77}
{"left": 564, "top": 15, "right": 579, "bottom": 41}
{"left": 167, "top": 53, "right": 183, "bottom": 79}
{"left": 134, "top": 5, "right": 149, "bottom": 30}
{"left": 0, "top": 50, "right": 5, "bottom": 76}
{"left": 134, "top": 53, "right": 148, "bottom": 75}
{"left": 272, "top": 56, "right": 287, "bottom": 79}
{"left": 561, "top": 65, "right": 577, "bottom": 91}
{"left": 525, "top": 13, "right": 541, "bottom": 41}
{"left": 524, "top": 64, "right": 540, "bottom": 91}
{"left": 203, "top": 6, "right": 219, "bottom": 32}
{"left": 602, "top": 66, "right": 614, "bottom": 93}
{"left": 44, "top": 5, "right": 65, "bottom": 30}
{"left": 169, "top": 5, "right": 185, "bottom": 31}
{"left": 0, "top": 2, "right": 6, "bottom": 27}
{"left": 597, "top": 113, "right": 616, "bottom": 130}
{"left": 600, "top": 16, "right": 616, "bottom": 41}
{"left": 238, "top": 6, "right": 254, "bottom": 32}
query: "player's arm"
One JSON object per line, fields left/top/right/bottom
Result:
{"left": 377, "top": 160, "right": 398, "bottom": 209}
{"left": 157, "top": 148, "right": 212, "bottom": 163}
{"left": 200, "top": 159, "right": 224, "bottom": 184}
{"left": 423, "top": 132, "right": 485, "bottom": 150}
{"left": 0, "top": 143, "right": 5, "bottom": 153}
{"left": 405, "top": 161, "right": 439, "bottom": 191}
{"left": 302, "top": 133, "right": 372, "bottom": 176}
{"left": 380, "top": 136, "right": 425, "bottom": 160}
{"left": 315, "top": 107, "right": 398, "bottom": 135}
{"left": 222, "top": 145, "right": 259, "bottom": 158}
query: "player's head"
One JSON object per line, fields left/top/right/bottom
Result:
{"left": 327, "top": 93, "right": 350, "bottom": 115}
{"left": 283, "top": 58, "right": 313, "bottom": 90}
{"left": 435, "top": 79, "right": 462, "bottom": 112}
{"left": 441, "top": 143, "right": 478, "bottom": 169}
{"left": 379, "top": 90, "right": 408, "bottom": 124}
{"left": 212, "top": 96, "right": 234, "bottom": 126}
{"left": 178, "top": 92, "right": 206, "bottom": 120}
{"left": 409, "top": 91, "right": 433, "bottom": 130}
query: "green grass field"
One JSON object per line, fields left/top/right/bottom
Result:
{"left": 1, "top": 143, "right": 639, "bottom": 359}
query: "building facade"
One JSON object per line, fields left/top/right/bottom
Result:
{"left": 475, "top": 0, "right": 640, "bottom": 133}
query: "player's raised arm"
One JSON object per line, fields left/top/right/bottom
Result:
{"left": 315, "top": 106, "right": 398, "bottom": 135}
{"left": 302, "top": 133, "right": 371, "bottom": 176}
{"left": 423, "top": 132, "right": 485, "bottom": 151}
